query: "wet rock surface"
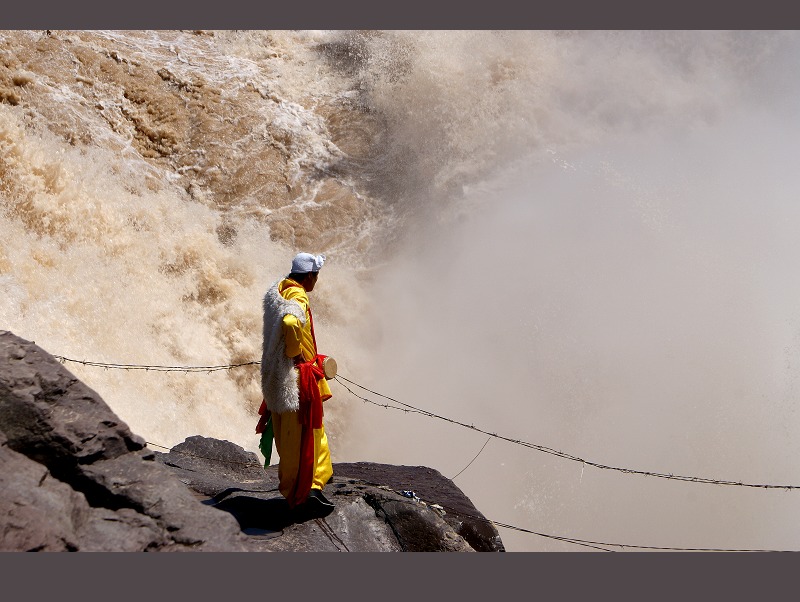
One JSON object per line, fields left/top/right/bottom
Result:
{"left": 0, "top": 330, "right": 504, "bottom": 552}
{"left": 157, "top": 436, "right": 505, "bottom": 552}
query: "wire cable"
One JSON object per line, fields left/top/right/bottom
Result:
{"left": 145, "top": 441, "right": 264, "bottom": 468}
{"left": 334, "top": 374, "right": 800, "bottom": 491}
{"left": 451, "top": 437, "right": 491, "bottom": 480}
{"left": 354, "top": 479, "right": 796, "bottom": 553}
{"left": 52, "top": 354, "right": 800, "bottom": 491}
{"left": 53, "top": 355, "right": 258, "bottom": 373}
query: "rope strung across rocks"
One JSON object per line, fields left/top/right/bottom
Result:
{"left": 144, "top": 436, "right": 797, "bottom": 553}
{"left": 450, "top": 436, "right": 492, "bottom": 480}
{"left": 348, "top": 477, "right": 797, "bottom": 553}
{"left": 144, "top": 441, "right": 265, "bottom": 467}
{"left": 53, "top": 354, "right": 800, "bottom": 491}
{"left": 53, "top": 354, "right": 798, "bottom": 551}
{"left": 333, "top": 375, "right": 800, "bottom": 491}
{"left": 53, "top": 355, "right": 259, "bottom": 373}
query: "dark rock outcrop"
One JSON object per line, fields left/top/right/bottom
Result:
{"left": 0, "top": 330, "right": 249, "bottom": 551}
{"left": 157, "top": 436, "right": 504, "bottom": 552}
{"left": 332, "top": 462, "right": 505, "bottom": 552}
{"left": 0, "top": 331, "right": 504, "bottom": 552}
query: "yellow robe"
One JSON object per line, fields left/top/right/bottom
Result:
{"left": 271, "top": 278, "right": 333, "bottom": 499}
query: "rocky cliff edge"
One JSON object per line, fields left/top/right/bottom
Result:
{"left": 0, "top": 331, "right": 503, "bottom": 552}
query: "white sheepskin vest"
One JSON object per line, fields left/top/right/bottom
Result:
{"left": 261, "top": 280, "right": 306, "bottom": 414}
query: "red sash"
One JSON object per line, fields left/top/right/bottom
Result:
{"left": 255, "top": 400, "right": 270, "bottom": 434}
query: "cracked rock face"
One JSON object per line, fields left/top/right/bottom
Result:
{"left": 0, "top": 331, "right": 248, "bottom": 551}
{"left": 155, "top": 438, "right": 504, "bottom": 552}
{"left": 0, "top": 330, "right": 504, "bottom": 552}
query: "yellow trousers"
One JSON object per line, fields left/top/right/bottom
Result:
{"left": 271, "top": 410, "right": 333, "bottom": 500}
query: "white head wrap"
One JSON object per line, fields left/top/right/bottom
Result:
{"left": 291, "top": 252, "right": 326, "bottom": 274}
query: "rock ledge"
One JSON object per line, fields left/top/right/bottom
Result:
{"left": 0, "top": 331, "right": 503, "bottom": 552}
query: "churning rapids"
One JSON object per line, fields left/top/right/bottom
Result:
{"left": 3, "top": 30, "right": 800, "bottom": 551}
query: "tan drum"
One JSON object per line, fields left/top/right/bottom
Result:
{"left": 322, "top": 356, "right": 337, "bottom": 380}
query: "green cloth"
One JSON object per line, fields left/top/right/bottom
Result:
{"left": 258, "top": 415, "right": 274, "bottom": 467}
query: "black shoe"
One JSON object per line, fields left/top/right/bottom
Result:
{"left": 307, "top": 488, "right": 334, "bottom": 509}
{"left": 299, "top": 489, "right": 334, "bottom": 518}
{"left": 291, "top": 489, "right": 335, "bottom": 522}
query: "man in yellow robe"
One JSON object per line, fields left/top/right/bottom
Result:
{"left": 258, "top": 252, "right": 334, "bottom": 517}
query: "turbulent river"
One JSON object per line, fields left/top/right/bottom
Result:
{"left": 3, "top": 30, "right": 800, "bottom": 551}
